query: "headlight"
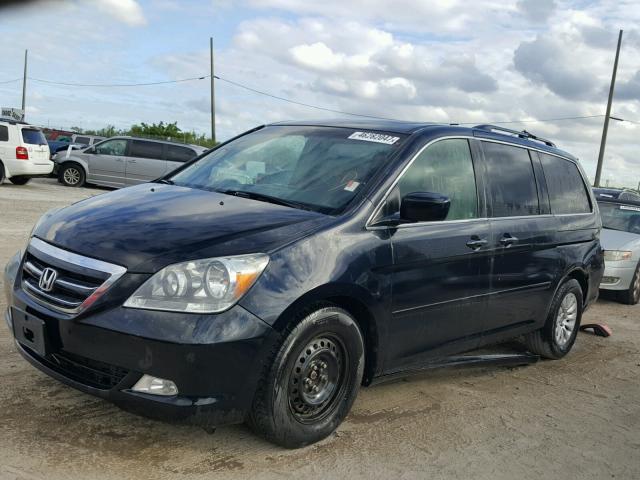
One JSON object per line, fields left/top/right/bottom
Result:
{"left": 604, "top": 250, "right": 632, "bottom": 261}
{"left": 124, "top": 253, "right": 269, "bottom": 313}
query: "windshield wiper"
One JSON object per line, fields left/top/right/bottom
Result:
{"left": 219, "top": 189, "right": 312, "bottom": 211}
{"left": 155, "top": 179, "right": 174, "bottom": 185}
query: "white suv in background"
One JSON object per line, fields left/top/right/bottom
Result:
{"left": 0, "top": 118, "right": 52, "bottom": 185}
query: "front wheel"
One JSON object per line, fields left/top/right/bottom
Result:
{"left": 618, "top": 263, "right": 640, "bottom": 305}
{"left": 248, "top": 305, "right": 364, "bottom": 448}
{"left": 59, "top": 163, "right": 85, "bottom": 187}
{"left": 523, "top": 279, "right": 583, "bottom": 359}
{"left": 9, "top": 176, "right": 31, "bottom": 185}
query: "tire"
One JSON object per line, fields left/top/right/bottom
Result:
{"left": 523, "top": 279, "right": 583, "bottom": 359}
{"left": 618, "top": 263, "right": 640, "bottom": 305}
{"left": 0, "top": 162, "right": 5, "bottom": 184}
{"left": 59, "top": 163, "right": 85, "bottom": 187}
{"left": 9, "top": 176, "right": 30, "bottom": 185}
{"left": 248, "top": 305, "right": 365, "bottom": 448}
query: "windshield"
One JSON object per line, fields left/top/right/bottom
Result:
{"left": 598, "top": 201, "right": 640, "bottom": 234}
{"left": 169, "top": 126, "right": 406, "bottom": 214}
{"left": 21, "top": 128, "right": 47, "bottom": 145}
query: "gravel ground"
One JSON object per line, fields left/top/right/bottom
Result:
{"left": 1, "top": 178, "right": 639, "bottom": 480}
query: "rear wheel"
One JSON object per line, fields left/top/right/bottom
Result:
{"left": 9, "top": 176, "right": 30, "bottom": 185}
{"left": 0, "top": 162, "right": 4, "bottom": 183}
{"left": 248, "top": 305, "right": 364, "bottom": 448}
{"left": 59, "top": 163, "right": 85, "bottom": 187}
{"left": 618, "top": 263, "right": 640, "bottom": 305}
{"left": 523, "top": 279, "right": 583, "bottom": 359}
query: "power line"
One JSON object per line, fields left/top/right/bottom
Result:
{"left": 213, "top": 75, "right": 398, "bottom": 120}
{"left": 28, "top": 75, "right": 208, "bottom": 87}
{"left": 4, "top": 72, "right": 640, "bottom": 126}
{"left": 456, "top": 114, "right": 606, "bottom": 125}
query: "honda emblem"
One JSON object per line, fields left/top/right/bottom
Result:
{"left": 39, "top": 267, "right": 58, "bottom": 292}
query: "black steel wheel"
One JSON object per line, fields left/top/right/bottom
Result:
{"left": 248, "top": 305, "right": 364, "bottom": 448}
{"left": 287, "top": 335, "right": 347, "bottom": 423}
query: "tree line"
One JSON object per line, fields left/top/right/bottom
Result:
{"left": 69, "top": 121, "right": 217, "bottom": 148}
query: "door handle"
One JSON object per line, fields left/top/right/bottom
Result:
{"left": 115, "top": 158, "right": 123, "bottom": 162}
{"left": 128, "top": 159, "right": 136, "bottom": 163}
{"left": 466, "top": 237, "right": 487, "bottom": 250}
{"left": 499, "top": 234, "right": 519, "bottom": 247}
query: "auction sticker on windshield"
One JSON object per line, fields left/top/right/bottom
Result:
{"left": 348, "top": 131, "right": 400, "bottom": 145}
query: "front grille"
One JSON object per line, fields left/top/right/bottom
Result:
{"left": 48, "top": 350, "right": 129, "bottom": 389}
{"left": 21, "top": 238, "right": 126, "bottom": 314}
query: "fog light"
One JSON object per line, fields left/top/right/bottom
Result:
{"left": 131, "top": 374, "right": 178, "bottom": 396}
{"left": 600, "top": 276, "right": 620, "bottom": 285}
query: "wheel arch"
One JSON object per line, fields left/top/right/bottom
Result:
{"left": 0, "top": 158, "right": 11, "bottom": 178}
{"left": 270, "top": 283, "right": 383, "bottom": 386}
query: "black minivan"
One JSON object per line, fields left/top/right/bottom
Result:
{"left": 3, "top": 120, "right": 604, "bottom": 447}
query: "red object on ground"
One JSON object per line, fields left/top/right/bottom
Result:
{"left": 580, "top": 323, "right": 612, "bottom": 337}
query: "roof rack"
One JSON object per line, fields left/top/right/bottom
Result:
{"left": 473, "top": 124, "right": 556, "bottom": 148}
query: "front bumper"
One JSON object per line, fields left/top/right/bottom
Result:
{"left": 4, "top": 252, "right": 276, "bottom": 426}
{"left": 599, "top": 262, "right": 637, "bottom": 291}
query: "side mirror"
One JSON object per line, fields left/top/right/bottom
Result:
{"left": 400, "top": 192, "right": 450, "bottom": 222}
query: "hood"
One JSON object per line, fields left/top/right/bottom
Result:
{"left": 35, "top": 184, "right": 329, "bottom": 272}
{"left": 600, "top": 228, "right": 640, "bottom": 252}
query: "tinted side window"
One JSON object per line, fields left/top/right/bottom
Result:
{"left": 482, "top": 142, "right": 539, "bottom": 217}
{"left": 130, "top": 140, "right": 164, "bottom": 160}
{"left": 397, "top": 139, "right": 477, "bottom": 220}
{"left": 74, "top": 136, "right": 90, "bottom": 145}
{"left": 0, "top": 125, "right": 8, "bottom": 142}
{"left": 539, "top": 153, "right": 592, "bottom": 214}
{"left": 166, "top": 145, "right": 196, "bottom": 163}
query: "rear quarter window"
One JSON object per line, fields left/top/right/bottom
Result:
{"left": 0, "top": 125, "right": 8, "bottom": 142}
{"left": 21, "top": 128, "right": 46, "bottom": 145}
{"left": 166, "top": 145, "right": 197, "bottom": 163}
{"left": 539, "top": 153, "right": 592, "bottom": 214}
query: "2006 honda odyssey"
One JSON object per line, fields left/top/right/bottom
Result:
{"left": 3, "top": 120, "right": 604, "bottom": 448}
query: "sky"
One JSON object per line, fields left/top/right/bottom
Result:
{"left": 0, "top": 0, "right": 639, "bottom": 188}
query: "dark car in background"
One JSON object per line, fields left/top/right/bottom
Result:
{"left": 593, "top": 187, "right": 640, "bottom": 203}
{"left": 4, "top": 120, "right": 604, "bottom": 448}
{"left": 52, "top": 136, "right": 206, "bottom": 187}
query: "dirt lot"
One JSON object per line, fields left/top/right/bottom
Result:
{"left": 0, "top": 178, "right": 638, "bottom": 480}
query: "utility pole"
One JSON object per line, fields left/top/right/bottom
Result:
{"left": 210, "top": 37, "right": 216, "bottom": 143}
{"left": 21, "top": 49, "right": 28, "bottom": 121}
{"left": 594, "top": 29, "right": 623, "bottom": 187}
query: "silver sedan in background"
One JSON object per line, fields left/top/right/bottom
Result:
{"left": 598, "top": 198, "right": 640, "bottom": 304}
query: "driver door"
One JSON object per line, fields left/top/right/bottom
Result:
{"left": 385, "top": 138, "right": 492, "bottom": 370}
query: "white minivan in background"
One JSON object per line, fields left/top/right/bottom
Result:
{"left": 0, "top": 118, "right": 52, "bottom": 185}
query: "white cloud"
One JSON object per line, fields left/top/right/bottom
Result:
{"left": 93, "top": 0, "right": 146, "bottom": 26}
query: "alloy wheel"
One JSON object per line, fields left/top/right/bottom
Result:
{"left": 63, "top": 168, "right": 80, "bottom": 185}
{"left": 554, "top": 292, "right": 578, "bottom": 347}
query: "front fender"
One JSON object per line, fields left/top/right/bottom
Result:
{"left": 56, "top": 155, "right": 89, "bottom": 173}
